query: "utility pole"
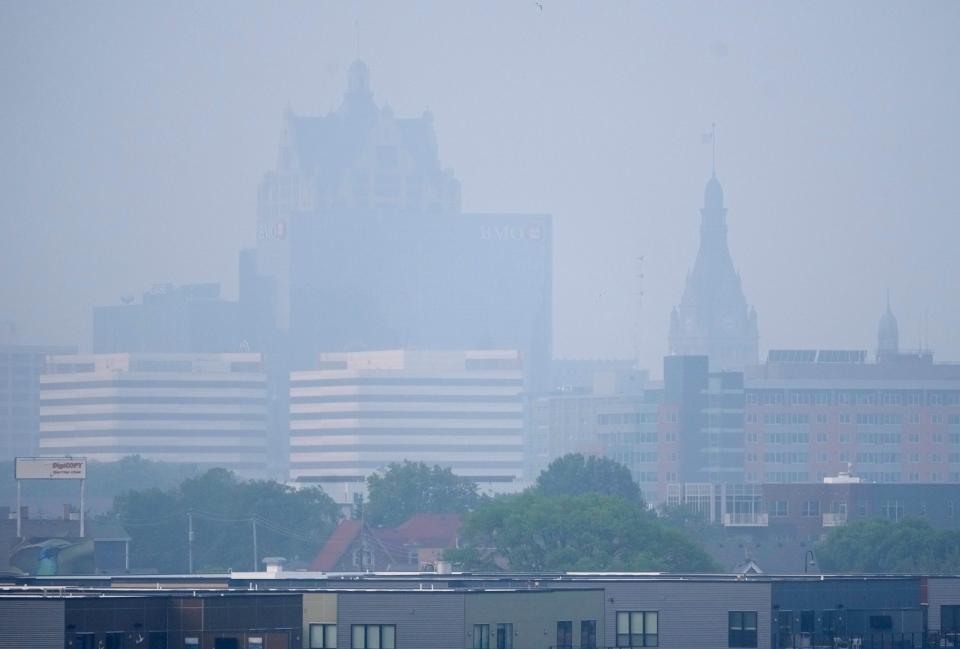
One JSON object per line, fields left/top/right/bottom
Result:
{"left": 252, "top": 518, "right": 258, "bottom": 571}
{"left": 187, "top": 512, "right": 194, "bottom": 574}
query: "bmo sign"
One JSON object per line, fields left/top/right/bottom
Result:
{"left": 480, "top": 224, "right": 543, "bottom": 242}
{"left": 15, "top": 457, "right": 87, "bottom": 480}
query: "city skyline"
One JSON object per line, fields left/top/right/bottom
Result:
{"left": 2, "top": 2, "right": 959, "bottom": 377}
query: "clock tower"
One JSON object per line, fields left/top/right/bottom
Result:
{"left": 668, "top": 173, "right": 759, "bottom": 370}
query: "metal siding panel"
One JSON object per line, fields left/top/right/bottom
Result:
{"left": 927, "top": 577, "right": 960, "bottom": 631}
{"left": 338, "top": 591, "right": 465, "bottom": 649}
{"left": 603, "top": 581, "right": 772, "bottom": 649}
{"left": 0, "top": 598, "right": 65, "bottom": 649}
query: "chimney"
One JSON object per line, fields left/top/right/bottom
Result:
{"left": 261, "top": 557, "right": 286, "bottom": 577}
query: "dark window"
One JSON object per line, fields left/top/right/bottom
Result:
{"left": 496, "top": 623, "right": 513, "bottom": 649}
{"left": 580, "top": 620, "right": 597, "bottom": 649}
{"left": 106, "top": 632, "right": 125, "bottom": 649}
{"left": 869, "top": 615, "right": 893, "bottom": 631}
{"left": 148, "top": 632, "right": 168, "bottom": 649}
{"left": 729, "top": 611, "right": 758, "bottom": 648}
{"left": 557, "top": 621, "right": 573, "bottom": 649}
{"left": 941, "top": 606, "right": 960, "bottom": 634}
{"left": 800, "top": 611, "right": 815, "bottom": 634}
{"left": 616, "top": 611, "right": 658, "bottom": 647}
{"left": 474, "top": 624, "right": 490, "bottom": 649}
{"left": 74, "top": 634, "right": 96, "bottom": 649}
{"left": 214, "top": 639, "right": 239, "bottom": 649}
{"left": 310, "top": 624, "right": 338, "bottom": 649}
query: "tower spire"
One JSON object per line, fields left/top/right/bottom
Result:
{"left": 711, "top": 122, "right": 717, "bottom": 175}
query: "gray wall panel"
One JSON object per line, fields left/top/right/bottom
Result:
{"left": 928, "top": 577, "right": 960, "bottom": 631}
{"left": 338, "top": 591, "right": 465, "bottom": 649}
{"left": 602, "top": 581, "right": 772, "bottom": 649}
{"left": 0, "top": 598, "right": 64, "bottom": 649}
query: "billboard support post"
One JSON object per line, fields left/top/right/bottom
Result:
{"left": 80, "top": 477, "right": 85, "bottom": 538}
{"left": 16, "top": 479, "right": 21, "bottom": 538}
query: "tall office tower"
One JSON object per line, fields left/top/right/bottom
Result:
{"left": 669, "top": 173, "right": 759, "bottom": 370}
{"left": 0, "top": 323, "right": 74, "bottom": 461}
{"left": 288, "top": 350, "right": 525, "bottom": 498}
{"left": 662, "top": 355, "right": 746, "bottom": 485}
{"left": 252, "top": 61, "right": 552, "bottom": 389}
{"left": 39, "top": 353, "right": 268, "bottom": 477}
{"left": 93, "top": 283, "right": 245, "bottom": 354}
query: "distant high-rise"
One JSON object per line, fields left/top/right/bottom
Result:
{"left": 876, "top": 294, "right": 900, "bottom": 362}
{"left": 251, "top": 61, "right": 552, "bottom": 388}
{"left": 39, "top": 353, "right": 269, "bottom": 477}
{"left": 669, "top": 173, "right": 759, "bottom": 370}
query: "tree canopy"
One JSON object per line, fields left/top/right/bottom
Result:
{"left": 447, "top": 491, "right": 719, "bottom": 572}
{"left": 535, "top": 453, "right": 644, "bottom": 503}
{"left": 816, "top": 517, "right": 960, "bottom": 574}
{"left": 108, "top": 468, "right": 340, "bottom": 573}
{"left": 365, "top": 461, "right": 481, "bottom": 526}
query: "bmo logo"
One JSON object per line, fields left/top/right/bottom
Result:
{"left": 257, "top": 220, "right": 287, "bottom": 241}
{"left": 480, "top": 225, "right": 544, "bottom": 241}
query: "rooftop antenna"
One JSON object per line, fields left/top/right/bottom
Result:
{"left": 354, "top": 19, "right": 361, "bottom": 60}
{"left": 702, "top": 122, "right": 718, "bottom": 175}
{"left": 632, "top": 255, "right": 645, "bottom": 368}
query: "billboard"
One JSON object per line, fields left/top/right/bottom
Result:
{"left": 15, "top": 457, "right": 87, "bottom": 480}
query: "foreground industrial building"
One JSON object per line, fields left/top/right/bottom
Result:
{"left": 1, "top": 571, "right": 959, "bottom": 649}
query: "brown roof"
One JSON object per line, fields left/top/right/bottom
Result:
{"left": 309, "top": 519, "right": 361, "bottom": 571}
{"left": 309, "top": 514, "right": 461, "bottom": 572}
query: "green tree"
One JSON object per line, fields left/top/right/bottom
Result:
{"left": 366, "top": 461, "right": 482, "bottom": 527}
{"left": 447, "top": 491, "right": 719, "bottom": 572}
{"left": 108, "top": 468, "right": 340, "bottom": 573}
{"left": 535, "top": 453, "right": 643, "bottom": 503}
{"left": 816, "top": 517, "right": 960, "bottom": 574}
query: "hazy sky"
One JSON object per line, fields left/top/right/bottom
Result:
{"left": 2, "top": 1, "right": 958, "bottom": 375}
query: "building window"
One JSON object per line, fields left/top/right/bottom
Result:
{"left": 353, "top": 625, "right": 396, "bottom": 649}
{"left": 580, "top": 621, "right": 597, "bottom": 649}
{"left": 557, "top": 621, "right": 573, "bottom": 649}
{"left": 869, "top": 615, "right": 893, "bottom": 631}
{"left": 616, "top": 611, "right": 658, "bottom": 647}
{"left": 496, "top": 624, "right": 513, "bottom": 649}
{"left": 74, "top": 635, "right": 96, "bottom": 649}
{"left": 801, "top": 500, "right": 820, "bottom": 517}
{"left": 474, "top": 625, "right": 490, "bottom": 649}
{"left": 943, "top": 605, "right": 960, "bottom": 636}
{"left": 770, "top": 500, "right": 788, "bottom": 517}
{"left": 310, "top": 624, "right": 337, "bottom": 649}
{"left": 148, "top": 633, "right": 167, "bottom": 649}
{"left": 105, "top": 632, "right": 124, "bottom": 649}
{"left": 729, "top": 611, "right": 758, "bottom": 648}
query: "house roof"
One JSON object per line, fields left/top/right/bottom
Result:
{"left": 309, "top": 514, "right": 461, "bottom": 572}
{"left": 309, "top": 520, "right": 361, "bottom": 572}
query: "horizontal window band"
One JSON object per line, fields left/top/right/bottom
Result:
{"left": 37, "top": 444, "right": 267, "bottom": 454}
{"left": 40, "top": 412, "right": 267, "bottom": 422}
{"left": 290, "top": 428, "right": 523, "bottom": 436}
{"left": 289, "top": 460, "right": 524, "bottom": 469}
{"left": 40, "top": 396, "right": 268, "bottom": 406}
{"left": 290, "top": 378, "right": 521, "bottom": 388}
{"left": 42, "top": 380, "right": 265, "bottom": 390}
{"left": 39, "top": 428, "right": 266, "bottom": 438}
{"left": 289, "top": 394, "right": 520, "bottom": 404}
{"left": 289, "top": 444, "right": 522, "bottom": 454}
{"left": 289, "top": 411, "right": 519, "bottom": 421}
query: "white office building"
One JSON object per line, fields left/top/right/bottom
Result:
{"left": 288, "top": 350, "right": 525, "bottom": 496}
{"left": 38, "top": 353, "right": 268, "bottom": 477}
